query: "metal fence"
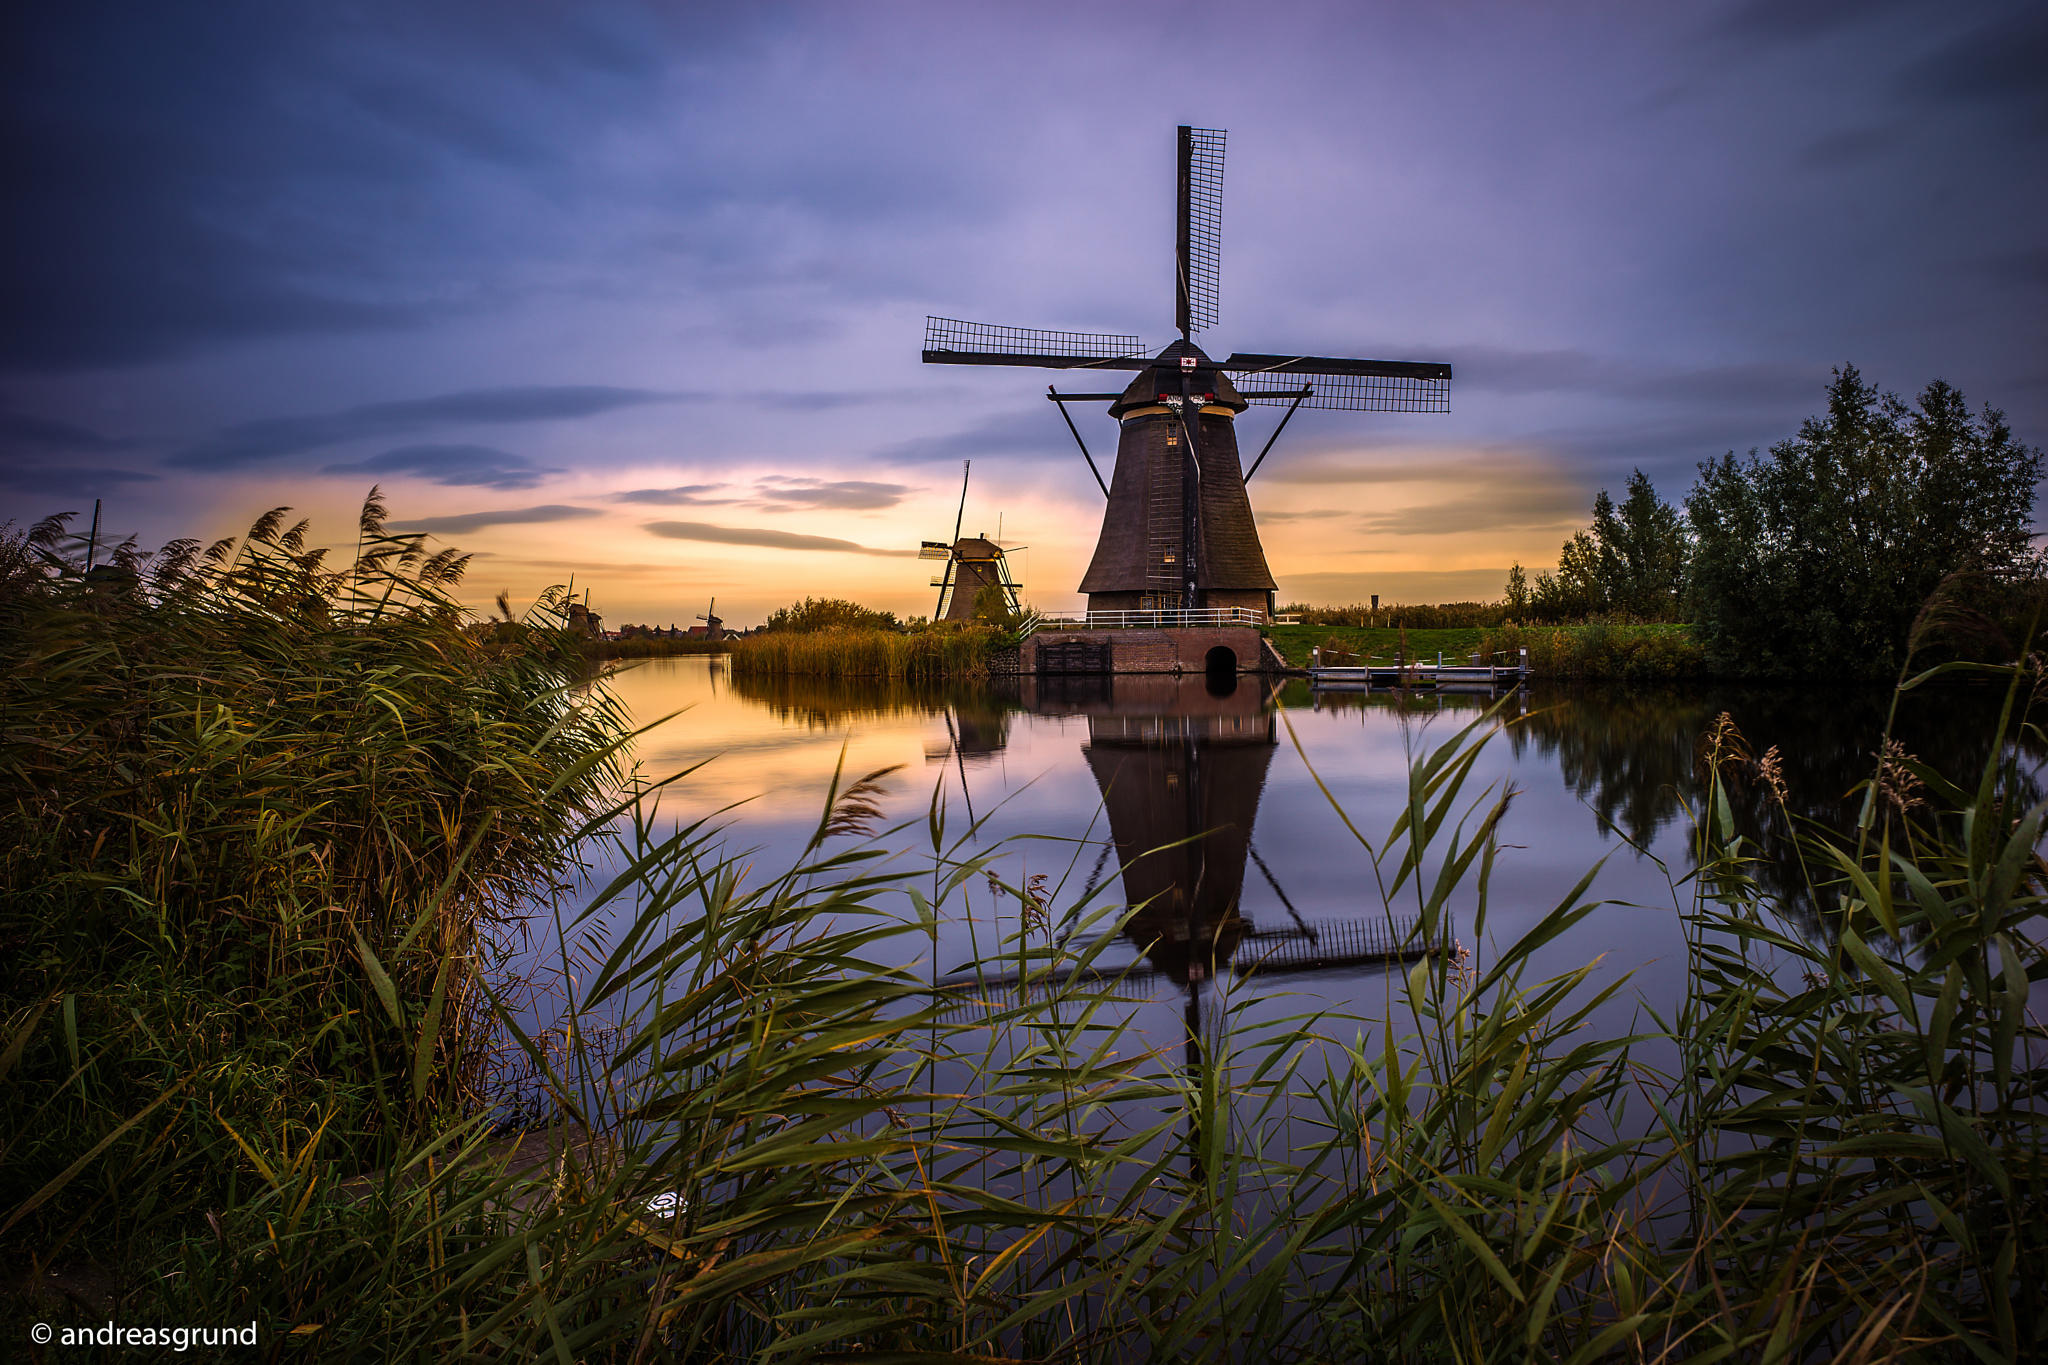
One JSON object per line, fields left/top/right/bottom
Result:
{"left": 1037, "top": 607, "right": 1268, "bottom": 630}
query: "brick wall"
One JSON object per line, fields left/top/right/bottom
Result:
{"left": 1020, "top": 625, "right": 1268, "bottom": 675}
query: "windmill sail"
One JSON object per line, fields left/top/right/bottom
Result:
{"left": 1224, "top": 353, "right": 1452, "bottom": 413}
{"left": 923, "top": 317, "right": 1150, "bottom": 369}
{"left": 1176, "top": 126, "right": 1226, "bottom": 337}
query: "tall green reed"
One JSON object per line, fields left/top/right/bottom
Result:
{"left": 1, "top": 494, "right": 632, "bottom": 1263}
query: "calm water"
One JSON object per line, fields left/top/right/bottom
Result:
{"left": 514, "top": 656, "right": 2042, "bottom": 1074}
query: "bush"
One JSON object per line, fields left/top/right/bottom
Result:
{"left": 1479, "top": 621, "right": 1706, "bottom": 680}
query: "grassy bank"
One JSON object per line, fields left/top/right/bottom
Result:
{"left": 1265, "top": 623, "right": 1490, "bottom": 668}
{"left": 1266, "top": 620, "right": 1705, "bottom": 680}
{"left": 728, "top": 623, "right": 1003, "bottom": 680}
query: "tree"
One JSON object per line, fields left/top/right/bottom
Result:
{"left": 1503, "top": 562, "right": 1530, "bottom": 616}
{"left": 1553, "top": 527, "right": 1604, "bottom": 618}
{"left": 1685, "top": 366, "right": 2043, "bottom": 679}
{"left": 1597, "top": 470, "right": 1690, "bottom": 619}
{"left": 1530, "top": 470, "right": 1690, "bottom": 623}
{"left": 760, "top": 596, "right": 901, "bottom": 633}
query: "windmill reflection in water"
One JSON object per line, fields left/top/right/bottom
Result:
{"left": 935, "top": 673, "right": 1424, "bottom": 1097}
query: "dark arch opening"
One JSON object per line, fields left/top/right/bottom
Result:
{"left": 1204, "top": 646, "right": 1238, "bottom": 696}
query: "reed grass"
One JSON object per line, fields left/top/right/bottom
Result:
{"left": 6, "top": 528, "right": 2043, "bottom": 1359}
{"left": 729, "top": 624, "right": 1003, "bottom": 680}
{"left": 0, "top": 494, "right": 632, "bottom": 1267}
{"left": 587, "top": 636, "right": 731, "bottom": 660}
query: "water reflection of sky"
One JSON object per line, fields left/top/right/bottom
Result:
{"left": 562, "top": 658, "right": 2038, "bottom": 985}
{"left": 495, "top": 656, "right": 2047, "bottom": 1221}
{"left": 494, "top": 655, "right": 2048, "bottom": 1180}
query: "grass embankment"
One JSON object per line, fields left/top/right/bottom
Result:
{"left": 1267, "top": 621, "right": 1706, "bottom": 680}
{"left": 7, "top": 508, "right": 2044, "bottom": 1357}
{"left": 1266, "top": 624, "right": 1490, "bottom": 667}
{"left": 728, "top": 624, "right": 1004, "bottom": 680}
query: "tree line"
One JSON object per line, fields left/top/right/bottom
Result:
{"left": 1505, "top": 365, "right": 2044, "bottom": 678}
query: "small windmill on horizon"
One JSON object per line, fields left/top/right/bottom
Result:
{"left": 922, "top": 126, "right": 1452, "bottom": 618}
{"left": 918, "top": 460, "right": 1024, "bottom": 623}
{"left": 695, "top": 597, "right": 723, "bottom": 640}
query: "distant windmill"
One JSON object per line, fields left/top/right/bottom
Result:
{"left": 696, "top": 596, "right": 723, "bottom": 641}
{"left": 918, "top": 460, "right": 1025, "bottom": 622}
{"left": 922, "top": 126, "right": 1452, "bottom": 618}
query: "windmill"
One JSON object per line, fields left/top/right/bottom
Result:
{"left": 696, "top": 597, "right": 723, "bottom": 640}
{"left": 918, "top": 460, "right": 1025, "bottom": 622}
{"left": 922, "top": 126, "right": 1451, "bottom": 617}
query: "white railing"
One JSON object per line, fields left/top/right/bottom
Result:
{"left": 1036, "top": 607, "right": 1268, "bottom": 631}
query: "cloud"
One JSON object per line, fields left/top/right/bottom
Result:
{"left": 1799, "top": 124, "right": 1905, "bottom": 169}
{"left": 749, "top": 477, "right": 913, "bottom": 511}
{"left": 0, "top": 4, "right": 700, "bottom": 371}
{"left": 613, "top": 483, "right": 736, "bottom": 506}
{"left": 1259, "top": 452, "right": 1589, "bottom": 536}
{"left": 170, "top": 385, "right": 670, "bottom": 468}
{"left": 615, "top": 476, "right": 914, "bottom": 511}
{"left": 322, "top": 442, "right": 559, "bottom": 490}
{"left": 1449, "top": 347, "right": 1823, "bottom": 407}
{"left": 0, "top": 410, "right": 139, "bottom": 455}
{"left": 1263, "top": 456, "right": 1471, "bottom": 487}
{"left": 1504, "top": 413, "right": 1800, "bottom": 470}
{"left": 1975, "top": 248, "right": 2048, "bottom": 291}
{"left": 390, "top": 504, "right": 599, "bottom": 534}
{"left": 1901, "top": 12, "right": 2048, "bottom": 117}
{"left": 1352, "top": 486, "right": 1587, "bottom": 537}
{"left": 0, "top": 409, "right": 156, "bottom": 500}
{"left": 1713, "top": 0, "right": 1914, "bottom": 49}
{"left": 643, "top": 520, "right": 910, "bottom": 556}
{"left": 1258, "top": 509, "right": 1352, "bottom": 522}
{"left": 873, "top": 408, "right": 1064, "bottom": 464}
{"left": 0, "top": 464, "right": 158, "bottom": 502}
{"left": 746, "top": 387, "right": 949, "bottom": 412}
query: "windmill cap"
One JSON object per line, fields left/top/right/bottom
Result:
{"left": 1109, "top": 340, "right": 1247, "bottom": 418}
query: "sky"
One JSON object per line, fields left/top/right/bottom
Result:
{"left": 3, "top": 0, "right": 2044, "bottom": 626}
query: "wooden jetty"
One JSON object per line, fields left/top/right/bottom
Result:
{"left": 1308, "top": 647, "right": 1528, "bottom": 693}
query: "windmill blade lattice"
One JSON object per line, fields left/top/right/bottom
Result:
{"left": 1226, "top": 352, "right": 1452, "bottom": 413}
{"left": 1178, "top": 126, "right": 1226, "bottom": 335}
{"left": 923, "top": 317, "right": 1149, "bottom": 368}
{"left": 1233, "top": 371, "right": 1450, "bottom": 413}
